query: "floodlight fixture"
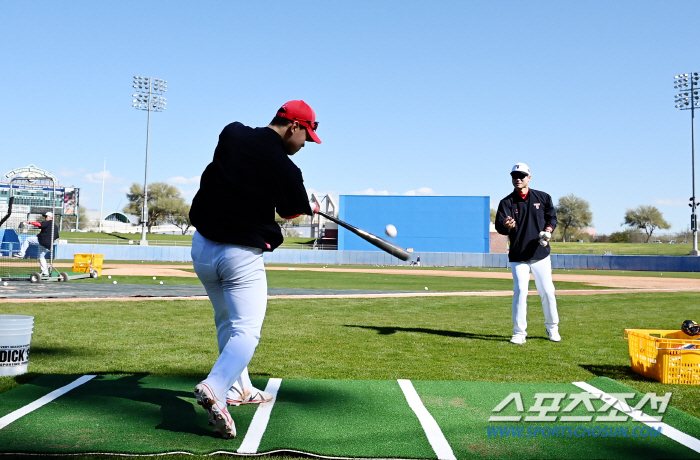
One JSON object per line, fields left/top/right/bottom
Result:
{"left": 674, "top": 71, "right": 700, "bottom": 255}
{"left": 131, "top": 75, "right": 168, "bottom": 246}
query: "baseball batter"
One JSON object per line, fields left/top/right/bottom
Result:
{"left": 495, "top": 163, "right": 560, "bottom": 345}
{"left": 188, "top": 100, "right": 321, "bottom": 438}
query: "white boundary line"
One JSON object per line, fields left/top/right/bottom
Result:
{"left": 397, "top": 379, "right": 456, "bottom": 460}
{"left": 237, "top": 378, "right": 282, "bottom": 454}
{"left": 0, "top": 374, "right": 97, "bottom": 430}
{"left": 573, "top": 381, "right": 700, "bottom": 453}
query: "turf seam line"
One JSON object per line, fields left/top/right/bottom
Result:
{"left": 397, "top": 379, "right": 456, "bottom": 460}
{"left": 573, "top": 381, "right": 700, "bottom": 453}
{"left": 237, "top": 378, "right": 282, "bottom": 454}
{"left": 0, "top": 374, "right": 96, "bottom": 430}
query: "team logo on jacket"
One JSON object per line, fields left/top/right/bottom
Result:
{"left": 534, "top": 203, "right": 540, "bottom": 209}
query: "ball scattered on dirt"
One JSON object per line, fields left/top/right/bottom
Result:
{"left": 2, "top": 282, "right": 7, "bottom": 286}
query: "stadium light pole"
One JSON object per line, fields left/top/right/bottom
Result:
{"left": 674, "top": 72, "right": 700, "bottom": 255}
{"left": 132, "top": 76, "right": 167, "bottom": 246}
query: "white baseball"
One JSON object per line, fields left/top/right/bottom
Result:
{"left": 385, "top": 224, "right": 397, "bottom": 237}
{"left": 159, "top": 281, "right": 163, "bottom": 285}
{"left": 113, "top": 280, "right": 117, "bottom": 284}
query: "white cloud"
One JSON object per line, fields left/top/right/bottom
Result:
{"left": 168, "top": 176, "right": 201, "bottom": 185}
{"left": 84, "top": 170, "right": 124, "bottom": 184}
{"left": 353, "top": 188, "right": 397, "bottom": 195}
{"left": 655, "top": 198, "right": 686, "bottom": 207}
{"left": 57, "top": 168, "right": 86, "bottom": 178}
{"left": 403, "top": 187, "right": 438, "bottom": 196}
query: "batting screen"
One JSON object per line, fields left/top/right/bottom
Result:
{"left": 0, "top": 176, "right": 58, "bottom": 281}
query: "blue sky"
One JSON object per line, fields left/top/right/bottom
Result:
{"left": 0, "top": 1, "right": 696, "bottom": 235}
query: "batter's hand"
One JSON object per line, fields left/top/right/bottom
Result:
{"left": 503, "top": 216, "right": 516, "bottom": 229}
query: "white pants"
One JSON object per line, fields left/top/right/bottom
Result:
{"left": 511, "top": 256, "right": 558, "bottom": 337}
{"left": 191, "top": 231, "right": 267, "bottom": 402}
{"left": 18, "top": 236, "right": 50, "bottom": 275}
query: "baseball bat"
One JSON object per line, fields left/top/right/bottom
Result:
{"left": 317, "top": 211, "right": 411, "bottom": 261}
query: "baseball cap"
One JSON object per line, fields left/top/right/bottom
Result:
{"left": 276, "top": 100, "right": 322, "bottom": 144}
{"left": 510, "top": 163, "right": 531, "bottom": 176}
{"left": 44, "top": 211, "right": 53, "bottom": 218}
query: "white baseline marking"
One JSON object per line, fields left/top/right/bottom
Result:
{"left": 0, "top": 374, "right": 97, "bottom": 430}
{"left": 573, "top": 381, "right": 700, "bottom": 453}
{"left": 237, "top": 378, "right": 282, "bottom": 454}
{"left": 398, "top": 379, "right": 456, "bottom": 460}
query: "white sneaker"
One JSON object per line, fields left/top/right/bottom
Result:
{"left": 510, "top": 334, "right": 527, "bottom": 345}
{"left": 194, "top": 382, "right": 236, "bottom": 439}
{"left": 226, "top": 385, "right": 274, "bottom": 406}
{"left": 546, "top": 329, "right": 562, "bottom": 342}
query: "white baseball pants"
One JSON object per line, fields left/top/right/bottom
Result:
{"left": 510, "top": 255, "right": 559, "bottom": 337}
{"left": 18, "top": 236, "right": 50, "bottom": 275}
{"left": 191, "top": 231, "right": 268, "bottom": 402}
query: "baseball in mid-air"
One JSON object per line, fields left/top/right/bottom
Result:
{"left": 385, "top": 224, "right": 397, "bottom": 238}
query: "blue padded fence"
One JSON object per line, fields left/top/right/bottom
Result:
{"left": 54, "top": 244, "right": 700, "bottom": 271}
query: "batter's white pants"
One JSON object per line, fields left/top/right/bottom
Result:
{"left": 18, "top": 236, "right": 50, "bottom": 275}
{"left": 191, "top": 232, "right": 267, "bottom": 402}
{"left": 511, "top": 256, "right": 559, "bottom": 337}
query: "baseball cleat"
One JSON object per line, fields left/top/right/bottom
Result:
{"left": 510, "top": 334, "right": 527, "bottom": 345}
{"left": 194, "top": 382, "right": 236, "bottom": 439}
{"left": 546, "top": 329, "right": 561, "bottom": 342}
{"left": 227, "top": 386, "right": 274, "bottom": 406}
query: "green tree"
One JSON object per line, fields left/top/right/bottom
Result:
{"left": 60, "top": 205, "right": 92, "bottom": 231}
{"left": 556, "top": 194, "right": 593, "bottom": 242}
{"left": 490, "top": 208, "right": 496, "bottom": 223}
{"left": 168, "top": 203, "right": 192, "bottom": 235}
{"left": 623, "top": 205, "right": 671, "bottom": 243}
{"left": 123, "top": 182, "right": 186, "bottom": 233}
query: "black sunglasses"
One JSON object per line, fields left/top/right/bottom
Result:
{"left": 511, "top": 172, "right": 529, "bottom": 179}
{"left": 293, "top": 118, "right": 319, "bottom": 131}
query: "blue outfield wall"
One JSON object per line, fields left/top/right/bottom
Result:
{"left": 338, "top": 195, "right": 490, "bottom": 253}
{"left": 55, "top": 245, "right": 700, "bottom": 271}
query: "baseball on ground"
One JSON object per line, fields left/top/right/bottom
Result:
{"left": 385, "top": 224, "right": 397, "bottom": 237}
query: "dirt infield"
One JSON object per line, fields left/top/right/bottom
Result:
{"left": 86, "top": 263, "right": 700, "bottom": 291}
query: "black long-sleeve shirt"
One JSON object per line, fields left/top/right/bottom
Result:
{"left": 495, "top": 189, "right": 557, "bottom": 262}
{"left": 29, "top": 220, "right": 59, "bottom": 249}
{"left": 189, "top": 122, "right": 312, "bottom": 251}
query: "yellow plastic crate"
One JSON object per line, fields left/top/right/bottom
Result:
{"left": 72, "top": 253, "right": 104, "bottom": 276}
{"left": 624, "top": 329, "right": 700, "bottom": 385}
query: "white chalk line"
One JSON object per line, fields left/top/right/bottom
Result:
{"left": 398, "top": 379, "right": 456, "bottom": 460}
{"left": 573, "top": 381, "right": 700, "bottom": 453}
{"left": 0, "top": 374, "right": 97, "bottom": 430}
{"left": 237, "top": 378, "right": 282, "bottom": 454}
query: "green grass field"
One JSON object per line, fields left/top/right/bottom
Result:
{"left": 1, "top": 270, "right": 699, "bottom": 459}
{"left": 54, "top": 231, "right": 699, "bottom": 255}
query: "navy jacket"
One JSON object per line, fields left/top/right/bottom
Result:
{"left": 190, "top": 122, "right": 312, "bottom": 251}
{"left": 495, "top": 189, "right": 557, "bottom": 262}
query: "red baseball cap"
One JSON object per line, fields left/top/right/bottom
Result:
{"left": 276, "top": 100, "right": 322, "bottom": 144}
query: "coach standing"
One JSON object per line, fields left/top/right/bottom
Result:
{"left": 495, "top": 163, "right": 560, "bottom": 345}
{"left": 189, "top": 100, "right": 321, "bottom": 438}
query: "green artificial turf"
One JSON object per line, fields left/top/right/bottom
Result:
{"left": 1, "top": 292, "right": 699, "bottom": 418}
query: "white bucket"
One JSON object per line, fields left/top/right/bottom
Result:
{"left": 0, "top": 315, "right": 34, "bottom": 376}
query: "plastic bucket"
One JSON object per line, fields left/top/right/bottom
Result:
{"left": 0, "top": 315, "right": 34, "bottom": 376}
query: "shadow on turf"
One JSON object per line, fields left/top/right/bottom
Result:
{"left": 15, "top": 373, "right": 212, "bottom": 437}
{"left": 345, "top": 324, "right": 508, "bottom": 341}
{"left": 580, "top": 364, "right": 654, "bottom": 382}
